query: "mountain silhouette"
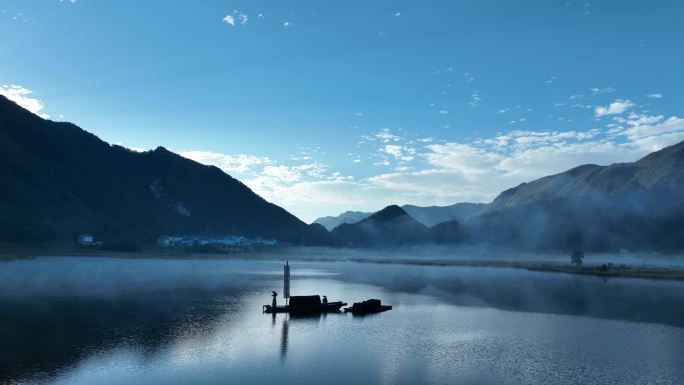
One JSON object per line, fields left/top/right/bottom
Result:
{"left": 0, "top": 95, "right": 330, "bottom": 246}
{"left": 313, "top": 202, "right": 487, "bottom": 230}
{"left": 331, "top": 205, "right": 430, "bottom": 247}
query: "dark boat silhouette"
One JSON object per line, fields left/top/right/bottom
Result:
{"left": 263, "top": 261, "right": 346, "bottom": 313}
{"left": 263, "top": 295, "right": 346, "bottom": 313}
{"left": 344, "top": 299, "right": 392, "bottom": 315}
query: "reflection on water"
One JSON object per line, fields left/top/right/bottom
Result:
{"left": 0, "top": 256, "right": 683, "bottom": 385}
{"left": 330, "top": 261, "right": 684, "bottom": 327}
{"left": 281, "top": 317, "right": 288, "bottom": 361}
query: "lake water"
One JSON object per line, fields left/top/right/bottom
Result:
{"left": 1, "top": 256, "right": 683, "bottom": 385}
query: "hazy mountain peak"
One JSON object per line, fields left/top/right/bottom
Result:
{"left": 363, "top": 205, "right": 408, "bottom": 223}
{"left": 313, "top": 211, "right": 372, "bottom": 231}
{"left": 486, "top": 140, "right": 684, "bottom": 213}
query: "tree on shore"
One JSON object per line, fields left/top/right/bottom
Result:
{"left": 571, "top": 249, "right": 584, "bottom": 267}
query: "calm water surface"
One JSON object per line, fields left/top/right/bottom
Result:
{"left": 1, "top": 256, "right": 683, "bottom": 385}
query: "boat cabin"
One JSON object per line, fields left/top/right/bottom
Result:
{"left": 289, "top": 295, "right": 323, "bottom": 311}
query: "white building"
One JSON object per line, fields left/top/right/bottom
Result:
{"left": 78, "top": 233, "right": 94, "bottom": 246}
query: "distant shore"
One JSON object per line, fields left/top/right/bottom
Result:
{"left": 347, "top": 257, "right": 684, "bottom": 281}
{"left": 2, "top": 244, "right": 684, "bottom": 281}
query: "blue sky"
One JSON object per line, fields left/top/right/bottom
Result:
{"left": 2, "top": 0, "right": 684, "bottom": 222}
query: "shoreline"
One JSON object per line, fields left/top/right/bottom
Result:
{"left": 348, "top": 257, "right": 684, "bottom": 281}
{"left": 2, "top": 246, "right": 684, "bottom": 281}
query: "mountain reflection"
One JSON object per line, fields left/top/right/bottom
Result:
{"left": 0, "top": 289, "right": 240, "bottom": 384}
{"left": 333, "top": 262, "right": 684, "bottom": 327}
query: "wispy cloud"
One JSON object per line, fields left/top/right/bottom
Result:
{"left": 469, "top": 89, "right": 481, "bottom": 107}
{"left": 595, "top": 99, "right": 634, "bottom": 117}
{"left": 0, "top": 84, "right": 48, "bottom": 118}
{"left": 590, "top": 87, "right": 615, "bottom": 95}
{"left": 180, "top": 110, "right": 684, "bottom": 222}
{"left": 222, "top": 11, "right": 248, "bottom": 27}
{"left": 383, "top": 144, "right": 416, "bottom": 162}
{"left": 180, "top": 151, "right": 273, "bottom": 174}
{"left": 374, "top": 128, "right": 400, "bottom": 143}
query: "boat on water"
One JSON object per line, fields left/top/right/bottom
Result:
{"left": 263, "top": 295, "right": 346, "bottom": 313}
{"left": 263, "top": 261, "right": 347, "bottom": 314}
{"left": 344, "top": 299, "right": 392, "bottom": 315}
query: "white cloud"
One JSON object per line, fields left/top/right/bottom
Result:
{"left": 383, "top": 145, "right": 403, "bottom": 158}
{"left": 367, "top": 135, "right": 654, "bottom": 207}
{"left": 223, "top": 11, "right": 248, "bottom": 27}
{"left": 383, "top": 144, "right": 415, "bottom": 162}
{"left": 619, "top": 116, "right": 684, "bottom": 152}
{"left": 0, "top": 84, "right": 48, "bottom": 118}
{"left": 262, "top": 165, "right": 301, "bottom": 182}
{"left": 180, "top": 109, "right": 684, "bottom": 222}
{"left": 647, "top": 93, "right": 663, "bottom": 99}
{"left": 374, "top": 128, "right": 400, "bottom": 142}
{"left": 590, "top": 87, "right": 615, "bottom": 95}
{"left": 180, "top": 151, "right": 273, "bottom": 174}
{"left": 222, "top": 15, "right": 235, "bottom": 26}
{"left": 425, "top": 143, "right": 502, "bottom": 174}
{"left": 595, "top": 99, "right": 634, "bottom": 117}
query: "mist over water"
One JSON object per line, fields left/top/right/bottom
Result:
{"left": 1, "top": 255, "right": 683, "bottom": 385}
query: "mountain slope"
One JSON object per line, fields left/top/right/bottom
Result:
{"left": 437, "top": 141, "right": 684, "bottom": 251}
{"left": 0, "top": 95, "right": 329, "bottom": 245}
{"left": 331, "top": 205, "right": 430, "bottom": 247}
{"left": 486, "top": 142, "right": 684, "bottom": 214}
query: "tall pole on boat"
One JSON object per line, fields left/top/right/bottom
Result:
{"left": 283, "top": 260, "right": 290, "bottom": 306}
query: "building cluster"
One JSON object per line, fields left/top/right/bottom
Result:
{"left": 157, "top": 235, "right": 277, "bottom": 249}
{"left": 77, "top": 233, "right": 103, "bottom": 247}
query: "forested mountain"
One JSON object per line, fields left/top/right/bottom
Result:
{"left": 0, "top": 95, "right": 330, "bottom": 246}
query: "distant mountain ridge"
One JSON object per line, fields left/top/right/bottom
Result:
{"left": 314, "top": 202, "right": 487, "bottom": 230}
{"left": 331, "top": 205, "right": 430, "bottom": 247}
{"left": 325, "top": 141, "right": 684, "bottom": 251}
{"left": 402, "top": 203, "right": 487, "bottom": 227}
{"left": 0, "top": 95, "right": 330, "bottom": 246}
{"left": 313, "top": 211, "right": 371, "bottom": 231}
